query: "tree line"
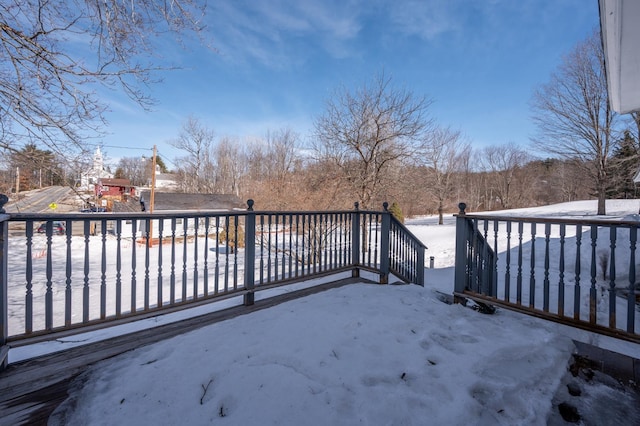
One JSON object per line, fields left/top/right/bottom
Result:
{"left": 116, "top": 117, "right": 628, "bottom": 219}
{"left": 2, "top": 128, "right": 632, "bottom": 220}
{"left": 1, "top": 1, "right": 638, "bottom": 217}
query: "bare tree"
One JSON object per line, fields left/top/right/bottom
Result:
{"left": 115, "top": 157, "right": 149, "bottom": 187}
{"left": 172, "top": 117, "right": 215, "bottom": 193}
{"left": 263, "top": 128, "right": 302, "bottom": 209}
{"left": 531, "top": 30, "right": 616, "bottom": 215}
{"left": 542, "top": 159, "right": 590, "bottom": 203}
{"left": 0, "top": 0, "right": 206, "bottom": 156}
{"left": 418, "top": 127, "right": 469, "bottom": 224}
{"left": 630, "top": 112, "right": 640, "bottom": 145}
{"left": 213, "top": 137, "right": 245, "bottom": 196}
{"left": 450, "top": 146, "right": 485, "bottom": 211}
{"left": 265, "top": 128, "right": 300, "bottom": 184}
{"left": 296, "top": 159, "right": 348, "bottom": 210}
{"left": 234, "top": 129, "right": 305, "bottom": 209}
{"left": 313, "top": 73, "right": 434, "bottom": 210}
{"left": 481, "top": 143, "right": 533, "bottom": 210}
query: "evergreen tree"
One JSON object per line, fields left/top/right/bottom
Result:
{"left": 155, "top": 155, "right": 169, "bottom": 173}
{"left": 388, "top": 202, "right": 405, "bottom": 224}
{"left": 9, "top": 144, "right": 65, "bottom": 189}
{"left": 608, "top": 130, "right": 639, "bottom": 199}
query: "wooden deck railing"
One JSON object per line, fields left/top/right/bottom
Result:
{"left": 454, "top": 203, "right": 640, "bottom": 343}
{"left": 0, "top": 197, "right": 426, "bottom": 370}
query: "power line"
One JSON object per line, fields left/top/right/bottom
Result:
{"left": 156, "top": 152, "right": 178, "bottom": 170}
{"left": 96, "top": 144, "right": 154, "bottom": 152}
{"left": 94, "top": 144, "right": 178, "bottom": 171}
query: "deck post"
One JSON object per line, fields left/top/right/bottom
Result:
{"left": 454, "top": 203, "right": 469, "bottom": 297}
{"left": 0, "top": 194, "right": 9, "bottom": 370}
{"left": 379, "top": 202, "right": 391, "bottom": 284}
{"left": 351, "top": 202, "right": 361, "bottom": 278}
{"left": 244, "top": 200, "right": 256, "bottom": 306}
{"left": 416, "top": 247, "right": 426, "bottom": 286}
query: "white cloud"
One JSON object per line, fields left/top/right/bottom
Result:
{"left": 386, "top": 0, "right": 461, "bottom": 40}
{"left": 207, "top": 0, "right": 364, "bottom": 67}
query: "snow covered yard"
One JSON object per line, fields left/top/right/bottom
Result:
{"left": 41, "top": 200, "right": 640, "bottom": 425}
{"left": 50, "top": 283, "right": 575, "bottom": 425}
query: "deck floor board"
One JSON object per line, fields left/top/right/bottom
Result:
{"left": 0, "top": 278, "right": 363, "bottom": 426}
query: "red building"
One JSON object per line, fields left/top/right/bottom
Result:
{"left": 96, "top": 178, "right": 136, "bottom": 200}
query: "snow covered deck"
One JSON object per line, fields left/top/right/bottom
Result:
{"left": 0, "top": 277, "right": 361, "bottom": 425}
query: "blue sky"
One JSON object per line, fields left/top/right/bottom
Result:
{"left": 99, "top": 0, "right": 600, "bottom": 170}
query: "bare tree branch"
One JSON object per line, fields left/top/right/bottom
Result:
{"left": 313, "top": 72, "right": 434, "bottom": 210}
{"left": 417, "top": 126, "right": 469, "bottom": 223}
{"left": 0, "top": 0, "right": 208, "bottom": 156}
{"left": 481, "top": 143, "right": 533, "bottom": 210}
{"left": 171, "top": 116, "right": 216, "bottom": 193}
{"left": 531, "top": 30, "right": 617, "bottom": 214}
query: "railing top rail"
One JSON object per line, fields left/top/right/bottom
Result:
{"left": 248, "top": 206, "right": 389, "bottom": 215}
{"left": 248, "top": 209, "right": 375, "bottom": 216}
{"left": 390, "top": 216, "right": 428, "bottom": 249}
{"left": 7, "top": 210, "right": 252, "bottom": 221}
{"left": 7, "top": 208, "right": 389, "bottom": 222}
{"left": 455, "top": 212, "right": 640, "bottom": 227}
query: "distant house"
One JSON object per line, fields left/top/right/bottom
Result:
{"left": 136, "top": 192, "right": 247, "bottom": 241}
{"left": 154, "top": 173, "right": 179, "bottom": 191}
{"left": 97, "top": 178, "right": 136, "bottom": 200}
{"left": 81, "top": 177, "right": 137, "bottom": 212}
{"left": 139, "top": 192, "right": 246, "bottom": 212}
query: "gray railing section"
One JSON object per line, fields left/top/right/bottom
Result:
{"left": 0, "top": 198, "right": 426, "bottom": 366}
{"left": 454, "top": 205, "right": 496, "bottom": 296}
{"left": 252, "top": 208, "right": 356, "bottom": 287}
{"left": 350, "top": 202, "right": 427, "bottom": 285}
{"left": 387, "top": 214, "right": 426, "bottom": 286}
{"left": 454, "top": 203, "right": 640, "bottom": 343}
{"left": 0, "top": 195, "right": 8, "bottom": 369}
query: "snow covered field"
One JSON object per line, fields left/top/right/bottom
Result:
{"left": 5, "top": 200, "right": 640, "bottom": 424}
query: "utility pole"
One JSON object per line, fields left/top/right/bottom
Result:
{"left": 151, "top": 145, "right": 157, "bottom": 215}
{"left": 149, "top": 145, "right": 157, "bottom": 246}
{"left": 15, "top": 167, "right": 19, "bottom": 193}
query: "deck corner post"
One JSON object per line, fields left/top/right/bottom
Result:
{"left": 0, "top": 194, "right": 7, "bottom": 214}
{"left": 0, "top": 202, "right": 9, "bottom": 370}
{"left": 454, "top": 202, "right": 469, "bottom": 296}
{"left": 379, "top": 202, "right": 391, "bottom": 284}
{"left": 417, "top": 248, "right": 426, "bottom": 287}
{"left": 351, "top": 202, "right": 361, "bottom": 278}
{"left": 244, "top": 200, "right": 256, "bottom": 306}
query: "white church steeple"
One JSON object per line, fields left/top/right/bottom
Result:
{"left": 79, "top": 146, "right": 113, "bottom": 191}
{"left": 93, "top": 146, "right": 104, "bottom": 171}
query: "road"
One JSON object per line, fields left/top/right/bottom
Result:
{"left": 3, "top": 186, "right": 77, "bottom": 213}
